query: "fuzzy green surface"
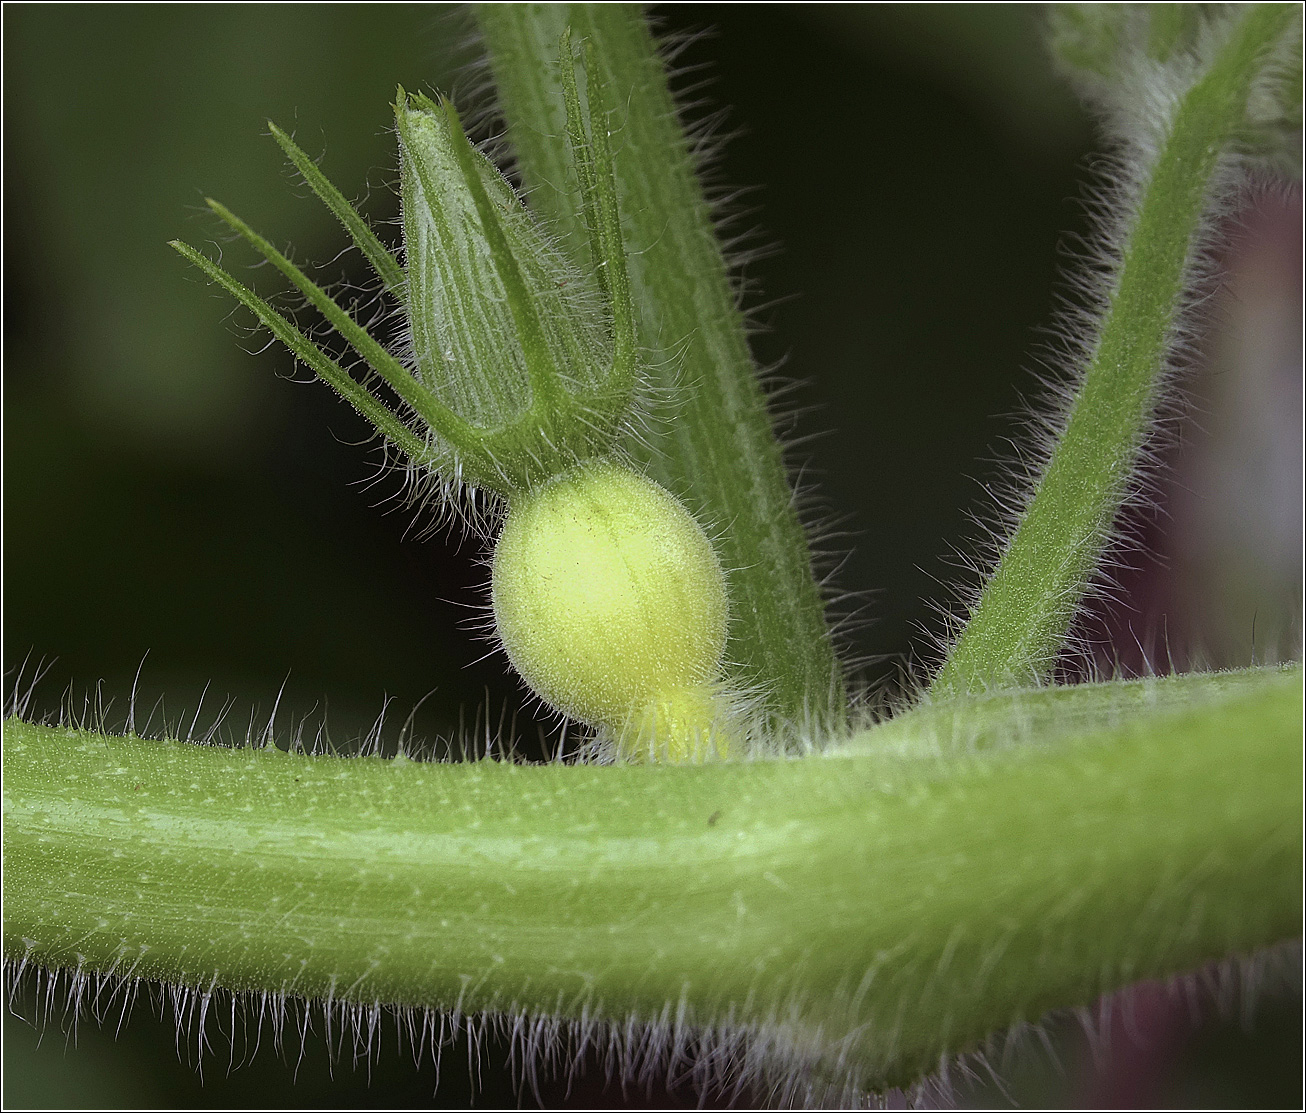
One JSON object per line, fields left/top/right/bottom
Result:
{"left": 865, "top": 664, "right": 1302, "bottom": 758}
{"left": 476, "top": 5, "right": 846, "bottom": 731}
{"left": 398, "top": 95, "right": 609, "bottom": 431}
{"left": 177, "top": 81, "right": 642, "bottom": 501}
{"left": 933, "top": 3, "right": 1299, "bottom": 696}
{"left": 5, "top": 665, "right": 1299, "bottom": 1090}
{"left": 491, "top": 462, "right": 727, "bottom": 731}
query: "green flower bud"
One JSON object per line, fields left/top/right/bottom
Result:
{"left": 173, "top": 34, "right": 724, "bottom": 759}
{"left": 173, "top": 45, "right": 640, "bottom": 502}
{"left": 395, "top": 92, "right": 633, "bottom": 492}
{"left": 491, "top": 461, "right": 732, "bottom": 761}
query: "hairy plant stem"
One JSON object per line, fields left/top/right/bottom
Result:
{"left": 5, "top": 665, "right": 1299, "bottom": 1090}
{"left": 475, "top": 4, "right": 846, "bottom": 732}
{"left": 932, "top": 3, "right": 1297, "bottom": 697}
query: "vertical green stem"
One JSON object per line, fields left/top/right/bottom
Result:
{"left": 476, "top": 5, "right": 845, "bottom": 732}
{"left": 932, "top": 4, "right": 1296, "bottom": 696}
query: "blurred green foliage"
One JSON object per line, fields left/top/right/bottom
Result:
{"left": 3, "top": 4, "right": 1299, "bottom": 1108}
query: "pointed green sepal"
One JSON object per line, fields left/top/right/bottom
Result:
{"left": 580, "top": 38, "right": 637, "bottom": 387}
{"left": 439, "top": 96, "right": 564, "bottom": 408}
{"left": 201, "top": 199, "right": 488, "bottom": 464}
{"left": 559, "top": 31, "right": 638, "bottom": 396}
{"left": 267, "top": 121, "right": 407, "bottom": 301}
{"left": 395, "top": 86, "right": 637, "bottom": 493}
{"left": 176, "top": 49, "right": 651, "bottom": 503}
{"left": 559, "top": 27, "right": 607, "bottom": 302}
{"left": 170, "top": 238, "right": 435, "bottom": 468}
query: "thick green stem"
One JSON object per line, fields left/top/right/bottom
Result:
{"left": 932, "top": 4, "right": 1296, "bottom": 696}
{"left": 5, "top": 666, "right": 1299, "bottom": 1091}
{"left": 475, "top": 5, "right": 845, "bottom": 732}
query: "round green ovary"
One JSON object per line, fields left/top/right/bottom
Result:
{"left": 491, "top": 462, "right": 728, "bottom": 753}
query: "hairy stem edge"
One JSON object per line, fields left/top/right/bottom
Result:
{"left": 5, "top": 665, "right": 1299, "bottom": 1089}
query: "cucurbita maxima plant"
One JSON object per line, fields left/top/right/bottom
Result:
{"left": 170, "top": 35, "right": 738, "bottom": 763}
{"left": 4, "top": 3, "right": 1302, "bottom": 1107}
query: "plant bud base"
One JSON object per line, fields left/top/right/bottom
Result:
{"left": 491, "top": 462, "right": 731, "bottom": 761}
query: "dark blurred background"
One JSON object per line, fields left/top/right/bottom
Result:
{"left": 4, "top": 4, "right": 1300, "bottom": 1108}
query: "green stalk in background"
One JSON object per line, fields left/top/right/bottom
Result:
{"left": 6, "top": 665, "right": 1299, "bottom": 1097}
{"left": 932, "top": 2, "right": 1300, "bottom": 696}
{"left": 477, "top": 5, "right": 846, "bottom": 733}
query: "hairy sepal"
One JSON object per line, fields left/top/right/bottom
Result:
{"left": 397, "top": 94, "right": 609, "bottom": 433}
{"left": 178, "top": 46, "right": 647, "bottom": 507}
